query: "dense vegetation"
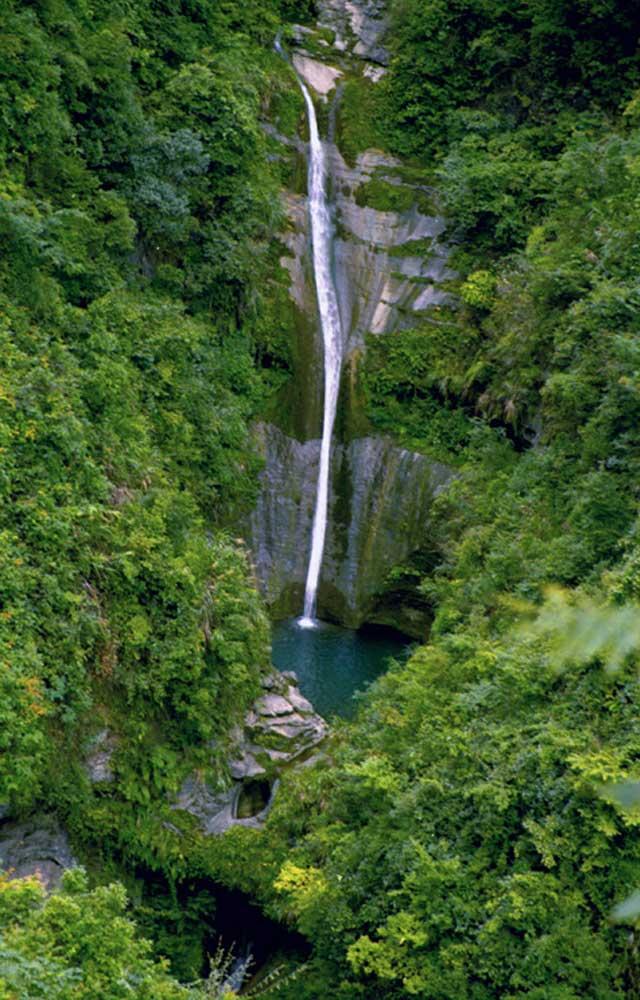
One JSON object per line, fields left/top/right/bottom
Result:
{"left": 0, "top": 0, "right": 305, "bottom": 994}
{"left": 255, "top": 1, "right": 640, "bottom": 996}
{"left": 3, "top": 0, "right": 640, "bottom": 997}
{"left": 0, "top": 0, "right": 302, "bottom": 803}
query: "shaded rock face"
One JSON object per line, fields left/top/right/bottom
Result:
{"left": 0, "top": 815, "right": 76, "bottom": 890}
{"left": 173, "top": 670, "right": 327, "bottom": 835}
{"left": 250, "top": 424, "right": 452, "bottom": 627}
{"left": 250, "top": 0, "right": 455, "bottom": 628}
{"left": 319, "top": 0, "right": 390, "bottom": 65}
{"left": 330, "top": 146, "right": 455, "bottom": 356}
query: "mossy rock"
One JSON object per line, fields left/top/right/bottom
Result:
{"left": 354, "top": 177, "right": 413, "bottom": 212}
{"left": 388, "top": 236, "right": 434, "bottom": 258}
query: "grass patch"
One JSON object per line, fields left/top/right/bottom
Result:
{"left": 388, "top": 236, "right": 434, "bottom": 257}
{"left": 336, "top": 76, "right": 386, "bottom": 165}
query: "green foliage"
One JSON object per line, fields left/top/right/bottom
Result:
{"left": 245, "top": 9, "right": 640, "bottom": 997}
{"left": 336, "top": 78, "right": 387, "bottom": 166}
{"left": 0, "top": 284, "right": 270, "bottom": 811}
{"left": 383, "top": 0, "right": 640, "bottom": 159}
{"left": 4, "top": 0, "right": 640, "bottom": 996}
{"left": 460, "top": 269, "right": 496, "bottom": 310}
{"left": 360, "top": 322, "right": 478, "bottom": 462}
{"left": 530, "top": 589, "right": 640, "bottom": 672}
{"left": 354, "top": 177, "right": 415, "bottom": 213}
{"left": 0, "top": 869, "right": 193, "bottom": 999}
{"left": 257, "top": 625, "right": 640, "bottom": 997}
{"left": 0, "top": 0, "right": 283, "bottom": 817}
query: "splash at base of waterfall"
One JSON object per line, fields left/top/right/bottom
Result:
{"left": 297, "top": 615, "right": 318, "bottom": 630}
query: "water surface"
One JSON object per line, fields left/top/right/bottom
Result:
{"left": 271, "top": 619, "right": 411, "bottom": 719}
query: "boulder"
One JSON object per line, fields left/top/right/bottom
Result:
{"left": 0, "top": 814, "right": 76, "bottom": 890}
{"left": 255, "top": 693, "right": 294, "bottom": 717}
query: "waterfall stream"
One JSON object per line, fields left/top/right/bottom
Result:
{"left": 295, "top": 75, "right": 343, "bottom": 627}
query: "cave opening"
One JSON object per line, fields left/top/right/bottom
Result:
{"left": 234, "top": 778, "right": 272, "bottom": 819}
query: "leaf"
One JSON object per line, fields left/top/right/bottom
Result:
{"left": 612, "top": 890, "right": 640, "bottom": 923}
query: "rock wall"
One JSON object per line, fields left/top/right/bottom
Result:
{"left": 0, "top": 814, "right": 77, "bottom": 890}
{"left": 250, "top": 424, "right": 451, "bottom": 630}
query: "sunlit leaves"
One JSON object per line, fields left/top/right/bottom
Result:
{"left": 530, "top": 588, "right": 640, "bottom": 672}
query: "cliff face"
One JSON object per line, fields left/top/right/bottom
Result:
{"left": 250, "top": 424, "right": 451, "bottom": 632}
{"left": 250, "top": 0, "right": 455, "bottom": 631}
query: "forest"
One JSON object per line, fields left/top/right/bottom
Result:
{"left": 1, "top": 0, "right": 640, "bottom": 996}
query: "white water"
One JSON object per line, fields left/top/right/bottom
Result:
{"left": 296, "top": 78, "right": 343, "bottom": 628}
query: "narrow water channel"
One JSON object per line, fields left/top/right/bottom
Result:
{"left": 272, "top": 619, "right": 412, "bottom": 719}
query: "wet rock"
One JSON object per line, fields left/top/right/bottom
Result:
{"left": 286, "top": 687, "right": 314, "bottom": 713}
{"left": 253, "top": 1, "right": 456, "bottom": 629}
{"left": 229, "top": 749, "right": 266, "bottom": 780}
{"left": 255, "top": 693, "right": 295, "bottom": 717}
{"left": 173, "top": 776, "right": 240, "bottom": 836}
{"left": 292, "top": 53, "right": 342, "bottom": 96}
{"left": 0, "top": 815, "right": 76, "bottom": 890}
{"left": 250, "top": 425, "right": 453, "bottom": 628}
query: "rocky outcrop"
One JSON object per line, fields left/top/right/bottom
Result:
{"left": 330, "top": 147, "right": 455, "bottom": 356}
{"left": 318, "top": 0, "right": 390, "bottom": 66}
{"left": 173, "top": 670, "right": 327, "bottom": 835}
{"left": 0, "top": 814, "right": 76, "bottom": 890}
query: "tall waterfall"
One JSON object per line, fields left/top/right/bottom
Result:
{"left": 294, "top": 77, "right": 343, "bottom": 627}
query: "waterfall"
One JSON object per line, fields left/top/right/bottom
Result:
{"left": 294, "top": 72, "right": 343, "bottom": 627}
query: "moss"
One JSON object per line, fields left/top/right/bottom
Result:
{"left": 354, "top": 177, "right": 416, "bottom": 212}
{"left": 416, "top": 189, "right": 439, "bottom": 215}
{"left": 385, "top": 162, "right": 438, "bottom": 187}
{"left": 388, "top": 236, "right": 434, "bottom": 258}
{"left": 267, "top": 61, "right": 306, "bottom": 139}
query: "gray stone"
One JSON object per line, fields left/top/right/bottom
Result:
{"left": 292, "top": 53, "right": 342, "bottom": 96}
{"left": 250, "top": 425, "right": 453, "bottom": 630}
{"left": 316, "top": 0, "right": 390, "bottom": 64}
{"left": 0, "top": 815, "right": 76, "bottom": 890}
{"left": 286, "top": 686, "right": 314, "bottom": 713}
{"left": 85, "top": 728, "right": 117, "bottom": 784}
{"left": 228, "top": 750, "right": 266, "bottom": 780}
{"left": 255, "top": 693, "right": 294, "bottom": 717}
{"left": 173, "top": 775, "right": 238, "bottom": 836}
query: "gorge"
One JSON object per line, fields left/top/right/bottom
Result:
{"left": 2, "top": 0, "right": 640, "bottom": 996}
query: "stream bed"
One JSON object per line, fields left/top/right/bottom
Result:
{"left": 272, "top": 619, "right": 412, "bottom": 718}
